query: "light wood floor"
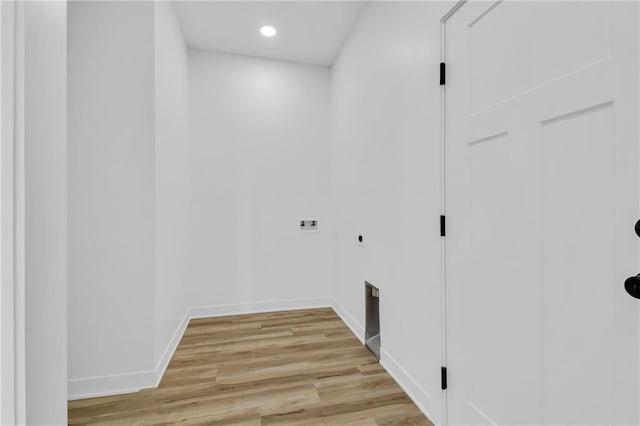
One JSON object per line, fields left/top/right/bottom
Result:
{"left": 68, "top": 308, "right": 433, "bottom": 425}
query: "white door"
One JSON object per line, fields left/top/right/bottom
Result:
{"left": 445, "top": 1, "right": 639, "bottom": 424}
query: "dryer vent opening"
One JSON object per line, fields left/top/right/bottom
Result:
{"left": 365, "top": 281, "right": 380, "bottom": 360}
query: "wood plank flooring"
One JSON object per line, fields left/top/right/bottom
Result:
{"left": 68, "top": 308, "right": 433, "bottom": 425}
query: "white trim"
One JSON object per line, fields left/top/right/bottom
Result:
{"left": 441, "top": 0, "right": 467, "bottom": 24}
{"left": 68, "top": 370, "right": 157, "bottom": 401}
{"left": 439, "top": 3, "right": 467, "bottom": 425}
{"left": 637, "top": 3, "right": 640, "bottom": 421}
{"left": 68, "top": 307, "right": 190, "bottom": 401}
{"left": 12, "top": 2, "right": 26, "bottom": 423}
{"left": 68, "top": 297, "right": 332, "bottom": 400}
{"left": 0, "top": 2, "right": 18, "bottom": 423}
{"left": 151, "top": 308, "right": 190, "bottom": 388}
{"left": 330, "top": 298, "right": 364, "bottom": 344}
{"left": 380, "top": 348, "right": 435, "bottom": 425}
{"left": 189, "top": 297, "right": 332, "bottom": 320}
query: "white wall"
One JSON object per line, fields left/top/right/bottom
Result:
{"left": 188, "top": 50, "right": 331, "bottom": 309}
{"left": 22, "top": 1, "right": 68, "bottom": 423}
{"left": 1, "top": 2, "right": 17, "bottom": 422}
{"left": 330, "top": 2, "right": 451, "bottom": 423}
{"left": 154, "top": 1, "right": 190, "bottom": 365}
{"left": 68, "top": 1, "right": 156, "bottom": 393}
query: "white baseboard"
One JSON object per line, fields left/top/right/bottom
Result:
{"left": 152, "top": 308, "right": 191, "bottom": 387}
{"left": 68, "top": 369, "right": 156, "bottom": 401}
{"left": 68, "top": 308, "right": 191, "bottom": 401}
{"left": 189, "top": 297, "right": 332, "bottom": 319}
{"left": 68, "top": 296, "right": 332, "bottom": 400}
{"left": 330, "top": 300, "right": 437, "bottom": 423}
{"left": 380, "top": 348, "right": 434, "bottom": 423}
{"left": 330, "top": 298, "right": 364, "bottom": 344}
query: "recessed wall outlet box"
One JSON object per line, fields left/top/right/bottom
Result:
{"left": 365, "top": 281, "right": 380, "bottom": 360}
{"left": 299, "top": 219, "right": 319, "bottom": 231}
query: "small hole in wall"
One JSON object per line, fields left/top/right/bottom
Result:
{"left": 358, "top": 235, "right": 363, "bottom": 243}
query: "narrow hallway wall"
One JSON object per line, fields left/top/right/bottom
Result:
{"left": 68, "top": 1, "right": 156, "bottom": 397}
{"left": 154, "top": 1, "right": 191, "bottom": 368}
{"left": 330, "top": 2, "right": 452, "bottom": 423}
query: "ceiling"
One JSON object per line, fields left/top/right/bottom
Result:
{"left": 173, "top": 1, "right": 367, "bottom": 66}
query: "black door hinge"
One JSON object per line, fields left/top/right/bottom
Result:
{"left": 440, "top": 215, "right": 446, "bottom": 237}
{"left": 439, "top": 62, "right": 446, "bottom": 85}
{"left": 441, "top": 366, "right": 448, "bottom": 390}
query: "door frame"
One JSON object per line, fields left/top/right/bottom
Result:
{"left": 439, "top": 2, "right": 466, "bottom": 425}
{"left": 1, "top": 1, "right": 27, "bottom": 423}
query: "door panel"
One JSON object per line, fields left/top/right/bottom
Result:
{"left": 445, "top": 1, "right": 638, "bottom": 424}
{"left": 540, "top": 101, "right": 615, "bottom": 424}
{"left": 468, "top": 1, "right": 612, "bottom": 114}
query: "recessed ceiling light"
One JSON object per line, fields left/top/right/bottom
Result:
{"left": 260, "top": 25, "right": 277, "bottom": 37}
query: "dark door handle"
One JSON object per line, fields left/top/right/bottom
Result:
{"left": 629, "top": 221, "right": 640, "bottom": 299}
{"left": 625, "top": 275, "right": 640, "bottom": 299}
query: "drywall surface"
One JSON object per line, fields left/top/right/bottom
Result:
{"left": 68, "top": 0, "right": 156, "bottom": 386}
{"left": 330, "top": 2, "right": 452, "bottom": 423}
{"left": 1, "top": 3, "right": 17, "bottom": 422}
{"left": 154, "top": 2, "right": 190, "bottom": 365}
{"left": 23, "top": 1, "right": 68, "bottom": 423}
{"left": 188, "top": 50, "right": 331, "bottom": 308}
